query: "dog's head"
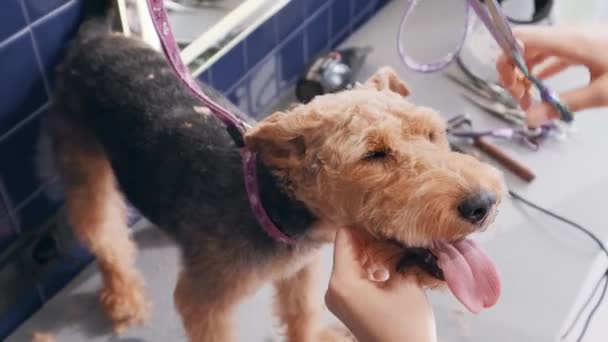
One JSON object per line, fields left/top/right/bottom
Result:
{"left": 245, "top": 67, "right": 505, "bottom": 313}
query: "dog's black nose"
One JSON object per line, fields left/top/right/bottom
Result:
{"left": 458, "top": 191, "right": 496, "bottom": 224}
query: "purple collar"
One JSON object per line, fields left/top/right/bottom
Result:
{"left": 146, "top": 0, "right": 296, "bottom": 245}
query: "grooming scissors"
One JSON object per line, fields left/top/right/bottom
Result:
{"left": 466, "top": 0, "right": 574, "bottom": 123}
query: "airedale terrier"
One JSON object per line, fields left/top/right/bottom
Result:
{"left": 48, "top": 1, "right": 505, "bottom": 341}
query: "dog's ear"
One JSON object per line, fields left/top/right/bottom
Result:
{"left": 244, "top": 112, "right": 319, "bottom": 169}
{"left": 364, "top": 66, "right": 410, "bottom": 97}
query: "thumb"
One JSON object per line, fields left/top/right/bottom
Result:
{"left": 333, "top": 227, "right": 392, "bottom": 283}
{"left": 331, "top": 228, "right": 365, "bottom": 278}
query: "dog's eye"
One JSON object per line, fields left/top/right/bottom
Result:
{"left": 428, "top": 132, "right": 436, "bottom": 142}
{"left": 363, "top": 149, "right": 389, "bottom": 161}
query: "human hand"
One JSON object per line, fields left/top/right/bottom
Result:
{"left": 496, "top": 26, "right": 608, "bottom": 127}
{"left": 325, "top": 228, "right": 437, "bottom": 342}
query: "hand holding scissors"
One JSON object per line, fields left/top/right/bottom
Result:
{"left": 495, "top": 25, "right": 608, "bottom": 127}
{"left": 467, "top": 0, "right": 576, "bottom": 126}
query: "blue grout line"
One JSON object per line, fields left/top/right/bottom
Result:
{"left": 207, "top": 67, "right": 214, "bottom": 87}
{"left": 0, "top": 0, "right": 76, "bottom": 50}
{"left": 331, "top": 0, "right": 376, "bottom": 47}
{"left": 0, "top": 179, "right": 20, "bottom": 234}
{"left": 0, "top": 102, "right": 50, "bottom": 145}
{"left": 302, "top": 28, "right": 309, "bottom": 66}
{"left": 30, "top": 0, "right": 78, "bottom": 29}
{"left": 27, "top": 32, "right": 52, "bottom": 97}
{"left": 272, "top": 16, "right": 282, "bottom": 100}
{"left": 15, "top": 176, "right": 60, "bottom": 212}
{"left": 0, "top": 26, "right": 29, "bottom": 51}
{"left": 241, "top": 36, "right": 249, "bottom": 70}
{"left": 327, "top": 2, "right": 333, "bottom": 52}
{"left": 260, "top": 73, "right": 301, "bottom": 115}
{"left": 17, "top": 0, "right": 52, "bottom": 98}
{"left": 240, "top": 39, "right": 253, "bottom": 114}
{"left": 251, "top": 59, "right": 280, "bottom": 114}
{"left": 349, "top": 0, "right": 355, "bottom": 35}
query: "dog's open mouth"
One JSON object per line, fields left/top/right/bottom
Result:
{"left": 394, "top": 238, "right": 501, "bottom": 314}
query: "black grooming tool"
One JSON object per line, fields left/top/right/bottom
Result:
{"left": 295, "top": 46, "right": 372, "bottom": 104}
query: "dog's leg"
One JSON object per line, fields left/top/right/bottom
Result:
{"left": 274, "top": 257, "right": 353, "bottom": 342}
{"left": 174, "top": 265, "right": 260, "bottom": 342}
{"left": 55, "top": 128, "right": 149, "bottom": 333}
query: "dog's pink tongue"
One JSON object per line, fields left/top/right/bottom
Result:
{"left": 433, "top": 239, "right": 501, "bottom": 314}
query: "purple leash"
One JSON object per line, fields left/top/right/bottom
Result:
{"left": 397, "top": 0, "right": 474, "bottom": 74}
{"left": 146, "top": 0, "right": 296, "bottom": 245}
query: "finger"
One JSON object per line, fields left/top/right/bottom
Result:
{"left": 521, "top": 92, "right": 533, "bottom": 111}
{"left": 526, "top": 84, "right": 605, "bottom": 127}
{"left": 509, "top": 40, "right": 547, "bottom": 73}
{"left": 525, "top": 52, "right": 548, "bottom": 70}
{"left": 332, "top": 228, "right": 362, "bottom": 273}
{"left": 560, "top": 84, "right": 607, "bottom": 112}
{"left": 362, "top": 241, "right": 402, "bottom": 282}
{"left": 496, "top": 53, "right": 515, "bottom": 87}
{"left": 535, "top": 58, "right": 573, "bottom": 80}
{"left": 510, "top": 81, "right": 526, "bottom": 100}
{"left": 513, "top": 26, "right": 594, "bottom": 65}
{"left": 503, "top": 72, "right": 530, "bottom": 103}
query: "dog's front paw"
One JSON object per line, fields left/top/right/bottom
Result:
{"left": 316, "top": 325, "right": 356, "bottom": 342}
{"left": 100, "top": 273, "right": 150, "bottom": 334}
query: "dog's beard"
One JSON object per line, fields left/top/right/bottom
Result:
{"left": 391, "top": 242, "right": 444, "bottom": 281}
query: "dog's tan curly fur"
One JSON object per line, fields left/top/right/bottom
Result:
{"left": 247, "top": 68, "right": 504, "bottom": 247}
{"left": 50, "top": 120, "right": 150, "bottom": 333}
{"left": 53, "top": 58, "right": 504, "bottom": 341}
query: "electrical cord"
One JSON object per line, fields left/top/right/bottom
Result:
{"left": 508, "top": 189, "right": 608, "bottom": 342}
{"left": 576, "top": 274, "right": 608, "bottom": 342}
{"left": 509, "top": 190, "right": 608, "bottom": 255}
{"left": 561, "top": 272, "right": 607, "bottom": 339}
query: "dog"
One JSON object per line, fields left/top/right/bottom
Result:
{"left": 48, "top": 1, "right": 505, "bottom": 341}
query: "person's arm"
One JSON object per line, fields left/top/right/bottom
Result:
{"left": 325, "top": 228, "right": 437, "bottom": 342}
{"left": 496, "top": 26, "right": 608, "bottom": 127}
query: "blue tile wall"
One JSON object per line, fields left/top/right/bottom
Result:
{"left": 0, "top": 0, "right": 108, "bottom": 339}
{"left": 0, "top": 0, "right": 84, "bottom": 244}
{"left": 330, "top": 0, "right": 351, "bottom": 43}
{"left": 0, "top": 181, "right": 18, "bottom": 251}
{"left": 0, "top": 0, "right": 27, "bottom": 42}
{"left": 202, "top": 0, "right": 392, "bottom": 120}
{"left": 0, "top": 111, "right": 48, "bottom": 210}
{"left": 305, "top": 0, "right": 329, "bottom": 16}
{"left": 209, "top": 42, "right": 247, "bottom": 93}
{"left": 22, "top": 0, "right": 74, "bottom": 22}
{"left": 279, "top": 32, "right": 307, "bottom": 87}
{"left": 0, "top": 0, "right": 392, "bottom": 338}
{"left": 305, "top": 6, "right": 330, "bottom": 62}
{"left": 33, "top": 1, "right": 83, "bottom": 85}
{"left": 275, "top": 0, "right": 305, "bottom": 43}
{"left": 245, "top": 16, "right": 278, "bottom": 69}
{"left": 0, "top": 35, "right": 48, "bottom": 137}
